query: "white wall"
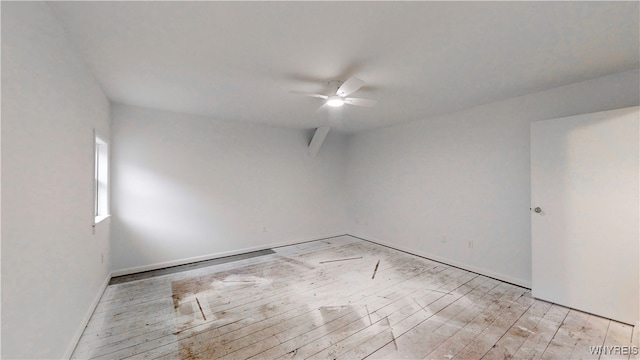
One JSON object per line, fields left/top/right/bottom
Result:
{"left": 346, "top": 69, "right": 640, "bottom": 287}
{"left": 111, "top": 104, "right": 348, "bottom": 273}
{"left": 1, "top": 2, "right": 111, "bottom": 359}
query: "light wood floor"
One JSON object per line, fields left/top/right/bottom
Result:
{"left": 73, "top": 236, "right": 638, "bottom": 359}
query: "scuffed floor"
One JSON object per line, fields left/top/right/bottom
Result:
{"left": 72, "top": 236, "right": 639, "bottom": 359}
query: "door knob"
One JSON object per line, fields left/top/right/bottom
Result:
{"left": 534, "top": 207, "right": 542, "bottom": 213}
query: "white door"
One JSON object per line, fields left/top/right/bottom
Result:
{"left": 531, "top": 106, "right": 639, "bottom": 325}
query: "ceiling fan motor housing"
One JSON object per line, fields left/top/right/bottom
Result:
{"left": 327, "top": 95, "right": 345, "bottom": 107}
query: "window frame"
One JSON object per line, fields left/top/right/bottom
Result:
{"left": 94, "top": 130, "right": 110, "bottom": 224}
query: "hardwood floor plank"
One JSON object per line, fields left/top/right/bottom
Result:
{"left": 430, "top": 280, "right": 508, "bottom": 338}
{"left": 335, "top": 276, "right": 498, "bottom": 360}
{"left": 598, "top": 321, "right": 635, "bottom": 360}
{"left": 479, "top": 298, "right": 552, "bottom": 359}
{"left": 110, "top": 239, "right": 432, "bottom": 358}
{"left": 287, "top": 270, "right": 474, "bottom": 358}
{"left": 510, "top": 303, "right": 570, "bottom": 360}
{"left": 77, "top": 240, "right": 379, "bottom": 353}
{"left": 71, "top": 237, "right": 633, "bottom": 360}
{"left": 305, "top": 271, "right": 480, "bottom": 359}
{"left": 631, "top": 324, "right": 640, "bottom": 360}
{"left": 449, "top": 291, "right": 535, "bottom": 359}
{"left": 184, "top": 267, "right": 463, "bottom": 360}
{"left": 569, "top": 315, "right": 611, "bottom": 359}
{"left": 416, "top": 283, "right": 527, "bottom": 360}
{"left": 99, "top": 237, "right": 358, "bottom": 304}
{"left": 540, "top": 309, "right": 591, "bottom": 359}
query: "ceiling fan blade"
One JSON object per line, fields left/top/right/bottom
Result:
{"left": 336, "top": 77, "right": 365, "bottom": 97}
{"left": 290, "top": 91, "right": 328, "bottom": 99}
{"left": 344, "top": 97, "right": 377, "bottom": 107}
{"left": 316, "top": 103, "right": 329, "bottom": 113}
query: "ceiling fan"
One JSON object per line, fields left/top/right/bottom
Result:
{"left": 290, "top": 77, "right": 377, "bottom": 110}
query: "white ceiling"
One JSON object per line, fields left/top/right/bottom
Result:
{"left": 49, "top": 1, "right": 639, "bottom": 134}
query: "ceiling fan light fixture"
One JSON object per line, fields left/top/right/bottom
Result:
{"left": 326, "top": 95, "right": 345, "bottom": 107}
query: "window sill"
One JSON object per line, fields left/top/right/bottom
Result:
{"left": 94, "top": 214, "right": 111, "bottom": 225}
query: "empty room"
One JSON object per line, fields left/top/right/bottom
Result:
{"left": 2, "top": 1, "right": 639, "bottom": 359}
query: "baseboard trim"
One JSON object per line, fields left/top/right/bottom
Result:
{"left": 111, "top": 233, "right": 348, "bottom": 277}
{"left": 64, "top": 272, "right": 111, "bottom": 359}
{"left": 347, "top": 233, "right": 532, "bottom": 289}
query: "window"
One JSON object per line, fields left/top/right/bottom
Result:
{"left": 94, "top": 131, "right": 109, "bottom": 223}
